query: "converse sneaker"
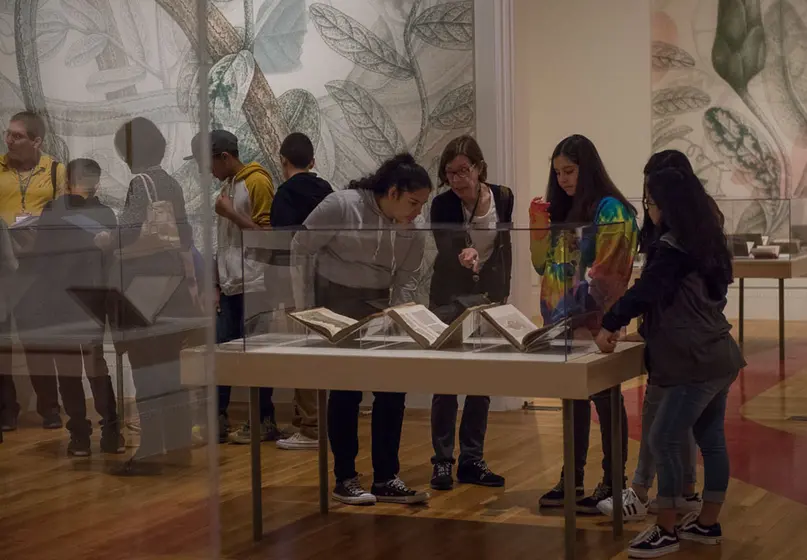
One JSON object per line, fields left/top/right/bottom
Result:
{"left": 457, "top": 460, "right": 505, "bottom": 487}
{"left": 539, "top": 478, "right": 584, "bottom": 507}
{"left": 67, "top": 434, "right": 91, "bottom": 457}
{"left": 229, "top": 418, "right": 284, "bottom": 444}
{"left": 577, "top": 482, "right": 614, "bottom": 514}
{"left": 372, "top": 477, "right": 429, "bottom": 504}
{"left": 597, "top": 487, "right": 649, "bottom": 521}
{"left": 627, "top": 524, "right": 680, "bottom": 558}
{"left": 332, "top": 477, "right": 376, "bottom": 506}
{"left": 677, "top": 510, "right": 722, "bottom": 545}
{"left": 276, "top": 432, "right": 318, "bottom": 450}
{"left": 648, "top": 493, "right": 703, "bottom": 515}
{"left": 431, "top": 461, "right": 454, "bottom": 491}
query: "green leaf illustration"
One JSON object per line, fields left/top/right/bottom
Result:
{"left": 411, "top": 1, "right": 473, "bottom": 50}
{"left": 651, "top": 41, "right": 695, "bottom": 70}
{"left": 652, "top": 86, "right": 711, "bottom": 117}
{"left": 310, "top": 3, "right": 414, "bottom": 80}
{"left": 429, "top": 83, "right": 474, "bottom": 129}
{"left": 254, "top": 0, "right": 307, "bottom": 74}
{"left": 712, "top": 0, "right": 766, "bottom": 93}
{"left": 64, "top": 34, "right": 109, "bottom": 67}
{"left": 209, "top": 51, "right": 256, "bottom": 128}
{"left": 278, "top": 88, "right": 321, "bottom": 151}
{"left": 703, "top": 106, "right": 780, "bottom": 195}
{"left": 325, "top": 80, "right": 406, "bottom": 164}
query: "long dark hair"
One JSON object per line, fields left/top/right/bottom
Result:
{"left": 640, "top": 150, "right": 724, "bottom": 253}
{"left": 546, "top": 134, "right": 635, "bottom": 223}
{"left": 349, "top": 152, "right": 432, "bottom": 195}
{"left": 646, "top": 168, "right": 732, "bottom": 284}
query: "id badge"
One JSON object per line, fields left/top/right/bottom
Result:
{"left": 15, "top": 212, "right": 31, "bottom": 224}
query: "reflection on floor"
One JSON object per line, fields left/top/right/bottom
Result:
{"left": 1, "top": 321, "right": 807, "bottom": 559}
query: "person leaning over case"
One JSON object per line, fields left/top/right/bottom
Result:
{"left": 428, "top": 135, "right": 510, "bottom": 491}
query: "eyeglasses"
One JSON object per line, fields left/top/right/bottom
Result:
{"left": 643, "top": 199, "right": 657, "bottom": 209}
{"left": 445, "top": 164, "right": 475, "bottom": 180}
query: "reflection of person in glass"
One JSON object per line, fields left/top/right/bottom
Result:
{"left": 111, "top": 117, "right": 197, "bottom": 475}
{"left": 291, "top": 153, "right": 431, "bottom": 506}
{"left": 428, "top": 136, "right": 510, "bottom": 491}
{"left": 530, "top": 134, "right": 637, "bottom": 513}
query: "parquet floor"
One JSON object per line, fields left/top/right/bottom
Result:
{"left": 2, "top": 321, "right": 806, "bottom": 559}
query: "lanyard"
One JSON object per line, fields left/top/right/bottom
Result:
{"left": 17, "top": 168, "right": 36, "bottom": 212}
{"left": 464, "top": 185, "right": 483, "bottom": 246}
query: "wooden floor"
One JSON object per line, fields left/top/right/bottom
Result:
{"left": 2, "top": 321, "right": 807, "bottom": 559}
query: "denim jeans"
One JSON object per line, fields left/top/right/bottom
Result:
{"left": 633, "top": 383, "right": 697, "bottom": 490}
{"left": 650, "top": 372, "right": 738, "bottom": 509}
{"left": 431, "top": 394, "right": 490, "bottom": 465}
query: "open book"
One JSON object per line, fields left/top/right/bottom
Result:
{"left": 480, "top": 304, "right": 570, "bottom": 352}
{"left": 288, "top": 307, "right": 382, "bottom": 344}
{"left": 386, "top": 303, "right": 490, "bottom": 349}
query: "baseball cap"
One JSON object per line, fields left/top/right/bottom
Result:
{"left": 184, "top": 129, "right": 239, "bottom": 161}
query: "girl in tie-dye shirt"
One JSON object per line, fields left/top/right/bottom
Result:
{"left": 530, "top": 134, "right": 638, "bottom": 511}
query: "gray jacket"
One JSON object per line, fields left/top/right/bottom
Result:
{"left": 291, "top": 189, "right": 426, "bottom": 309}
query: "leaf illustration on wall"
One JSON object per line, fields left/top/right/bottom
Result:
{"left": 411, "top": 1, "right": 473, "bottom": 50}
{"left": 429, "top": 82, "right": 474, "bottom": 129}
{"left": 736, "top": 200, "right": 767, "bottom": 233}
{"left": 86, "top": 66, "right": 146, "bottom": 95}
{"left": 325, "top": 80, "right": 406, "bottom": 164}
{"left": 277, "top": 88, "right": 321, "bottom": 150}
{"left": 60, "top": 0, "right": 105, "bottom": 34}
{"left": 652, "top": 117, "right": 675, "bottom": 138}
{"left": 176, "top": 52, "right": 199, "bottom": 117}
{"left": 209, "top": 50, "right": 256, "bottom": 128}
{"left": 64, "top": 34, "right": 108, "bottom": 67}
{"left": 762, "top": 1, "right": 807, "bottom": 132}
{"left": 703, "top": 106, "right": 780, "bottom": 195}
{"left": 652, "top": 86, "right": 711, "bottom": 117}
{"left": 712, "top": 0, "right": 766, "bottom": 94}
{"left": 120, "top": 0, "right": 149, "bottom": 62}
{"left": 652, "top": 125, "right": 694, "bottom": 150}
{"left": 651, "top": 41, "right": 695, "bottom": 70}
{"left": 36, "top": 11, "right": 69, "bottom": 62}
{"left": 253, "top": 0, "right": 307, "bottom": 74}
{"left": 310, "top": 3, "right": 414, "bottom": 80}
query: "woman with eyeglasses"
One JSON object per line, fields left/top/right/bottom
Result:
{"left": 530, "top": 134, "right": 638, "bottom": 513}
{"left": 428, "top": 135, "right": 512, "bottom": 491}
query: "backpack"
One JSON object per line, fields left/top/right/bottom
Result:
{"left": 117, "top": 172, "right": 181, "bottom": 259}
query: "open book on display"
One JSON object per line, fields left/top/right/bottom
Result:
{"left": 287, "top": 308, "right": 382, "bottom": 344}
{"left": 385, "top": 303, "right": 491, "bottom": 349}
{"left": 480, "top": 304, "right": 570, "bottom": 352}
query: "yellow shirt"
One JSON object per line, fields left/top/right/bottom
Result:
{"left": 0, "top": 153, "right": 67, "bottom": 225}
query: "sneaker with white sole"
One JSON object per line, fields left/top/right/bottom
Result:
{"left": 332, "top": 477, "right": 376, "bottom": 506}
{"left": 648, "top": 492, "right": 703, "bottom": 515}
{"left": 627, "top": 524, "right": 680, "bottom": 558}
{"left": 276, "top": 432, "right": 318, "bottom": 450}
{"left": 597, "top": 487, "right": 649, "bottom": 521}
{"left": 372, "top": 477, "right": 429, "bottom": 504}
{"left": 677, "top": 510, "right": 722, "bottom": 545}
{"left": 228, "top": 419, "right": 285, "bottom": 444}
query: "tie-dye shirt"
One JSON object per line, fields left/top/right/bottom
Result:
{"left": 530, "top": 197, "right": 638, "bottom": 326}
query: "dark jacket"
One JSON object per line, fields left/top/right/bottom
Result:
{"left": 270, "top": 172, "right": 333, "bottom": 228}
{"left": 602, "top": 233, "right": 745, "bottom": 386}
{"left": 429, "top": 184, "right": 514, "bottom": 319}
{"left": 16, "top": 194, "right": 117, "bottom": 335}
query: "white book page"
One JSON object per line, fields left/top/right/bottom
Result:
{"left": 392, "top": 304, "right": 448, "bottom": 346}
{"left": 291, "top": 308, "right": 358, "bottom": 338}
{"left": 482, "top": 304, "right": 537, "bottom": 346}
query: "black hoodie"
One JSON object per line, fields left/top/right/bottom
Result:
{"left": 270, "top": 172, "right": 333, "bottom": 228}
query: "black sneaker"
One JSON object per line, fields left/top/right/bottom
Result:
{"left": 539, "top": 478, "right": 584, "bottom": 508}
{"left": 431, "top": 461, "right": 454, "bottom": 491}
{"left": 577, "top": 482, "right": 614, "bottom": 514}
{"left": 218, "top": 414, "right": 230, "bottom": 444}
{"left": 1, "top": 416, "right": 17, "bottom": 432}
{"left": 627, "top": 524, "right": 680, "bottom": 558}
{"left": 67, "top": 434, "right": 91, "bottom": 457}
{"left": 457, "top": 460, "right": 505, "bottom": 487}
{"left": 43, "top": 414, "right": 63, "bottom": 430}
{"left": 332, "top": 476, "right": 376, "bottom": 506}
{"left": 372, "top": 477, "right": 429, "bottom": 504}
{"left": 678, "top": 511, "right": 722, "bottom": 545}
{"left": 100, "top": 430, "right": 126, "bottom": 454}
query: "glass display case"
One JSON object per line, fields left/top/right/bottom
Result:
{"left": 225, "top": 220, "right": 636, "bottom": 363}
{"left": 716, "top": 198, "right": 807, "bottom": 259}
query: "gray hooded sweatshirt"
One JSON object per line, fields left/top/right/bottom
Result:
{"left": 290, "top": 188, "right": 426, "bottom": 309}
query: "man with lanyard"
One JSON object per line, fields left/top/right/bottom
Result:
{"left": 0, "top": 111, "right": 67, "bottom": 431}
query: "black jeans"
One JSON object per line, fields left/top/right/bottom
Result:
{"left": 216, "top": 292, "right": 274, "bottom": 422}
{"left": 0, "top": 316, "right": 18, "bottom": 423}
{"left": 565, "top": 389, "right": 629, "bottom": 486}
{"left": 431, "top": 394, "right": 490, "bottom": 465}
{"left": 315, "top": 277, "right": 402, "bottom": 483}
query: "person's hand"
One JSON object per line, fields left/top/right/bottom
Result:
{"left": 215, "top": 190, "right": 235, "bottom": 218}
{"left": 459, "top": 247, "right": 481, "bottom": 273}
{"left": 215, "top": 285, "right": 221, "bottom": 313}
{"left": 595, "top": 329, "right": 618, "bottom": 353}
{"left": 94, "top": 230, "right": 111, "bottom": 249}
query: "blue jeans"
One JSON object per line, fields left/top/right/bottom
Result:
{"left": 633, "top": 383, "right": 697, "bottom": 490}
{"left": 650, "top": 372, "right": 738, "bottom": 509}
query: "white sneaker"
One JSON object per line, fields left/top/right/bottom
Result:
{"left": 276, "top": 432, "right": 319, "bottom": 450}
{"left": 597, "top": 487, "right": 649, "bottom": 521}
{"left": 648, "top": 493, "right": 703, "bottom": 515}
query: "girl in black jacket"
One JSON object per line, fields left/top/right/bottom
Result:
{"left": 428, "top": 135, "right": 511, "bottom": 491}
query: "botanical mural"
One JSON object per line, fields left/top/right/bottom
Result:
{"left": 0, "top": 0, "right": 475, "bottom": 245}
{"left": 652, "top": 0, "right": 807, "bottom": 236}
